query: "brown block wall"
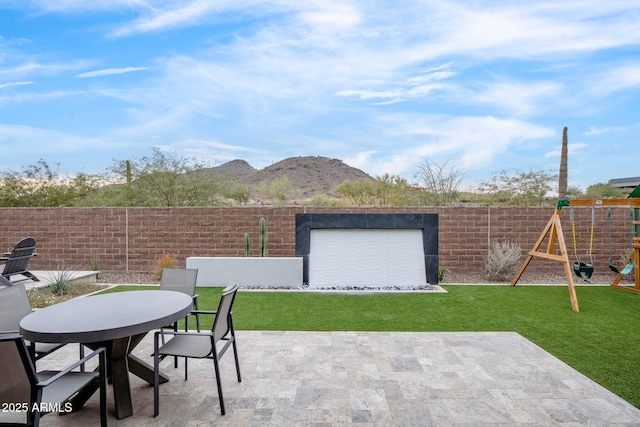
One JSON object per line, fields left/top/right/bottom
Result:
{"left": 0, "top": 206, "right": 634, "bottom": 278}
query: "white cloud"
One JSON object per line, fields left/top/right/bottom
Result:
{"left": 404, "top": 1, "right": 640, "bottom": 61}
{"left": 344, "top": 114, "right": 554, "bottom": 179}
{"left": 0, "top": 81, "right": 32, "bottom": 89}
{"left": 156, "top": 138, "right": 266, "bottom": 165}
{"left": 0, "top": 90, "right": 84, "bottom": 106}
{"left": 584, "top": 125, "right": 627, "bottom": 136}
{"left": 14, "top": 0, "right": 153, "bottom": 13}
{"left": 75, "top": 67, "right": 148, "bottom": 78}
{"left": 587, "top": 63, "right": 640, "bottom": 97}
{"left": 108, "top": 0, "right": 267, "bottom": 37}
{"left": 298, "top": 2, "right": 361, "bottom": 29}
{"left": 468, "top": 80, "right": 563, "bottom": 116}
{"left": 337, "top": 65, "right": 458, "bottom": 104}
{"left": 110, "top": 1, "right": 211, "bottom": 37}
{"left": 0, "top": 123, "right": 101, "bottom": 152}
{"left": 180, "top": 138, "right": 261, "bottom": 152}
{"left": 0, "top": 60, "right": 94, "bottom": 80}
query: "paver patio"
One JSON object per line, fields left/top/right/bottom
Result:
{"left": 27, "top": 330, "right": 640, "bottom": 426}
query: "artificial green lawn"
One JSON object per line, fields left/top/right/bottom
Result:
{"left": 102, "top": 284, "right": 640, "bottom": 408}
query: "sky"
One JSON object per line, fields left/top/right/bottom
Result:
{"left": 1, "top": 0, "right": 639, "bottom": 192}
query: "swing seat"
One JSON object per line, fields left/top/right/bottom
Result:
{"left": 609, "top": 262, "right": 633, "bottom": 275}
{"left": 573, "top": 261, "right": 594, "bottom": 280}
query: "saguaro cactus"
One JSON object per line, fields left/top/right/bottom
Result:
{"left": 243, "top": 218, "right": 268, "bottom": 256}
{"left": 259, "top": 217, "right": 269, "bottom": 257}
{"left": 244, "top": 233, "right": 251, "bottom": 257}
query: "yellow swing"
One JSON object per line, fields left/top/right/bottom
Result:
{"left": 570, "top": 206, "right": 595, "bottom": 282}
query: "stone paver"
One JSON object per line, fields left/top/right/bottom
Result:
{"left": 23, "top": 331, "right": 640, "bottom": 426}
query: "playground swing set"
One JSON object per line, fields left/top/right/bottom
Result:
{"left": 511, "top": 192, "right": 640, "bottom": 312}
{"left": 569, "top": 205, "right": 595, "bottom": 282}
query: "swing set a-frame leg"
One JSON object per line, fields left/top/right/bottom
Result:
{"left": 511, "top": 209, "right": 580, "bottom": 312}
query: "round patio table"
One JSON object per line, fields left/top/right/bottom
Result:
{"left": 20, "top": 290, "right": 192, "bottom": 419}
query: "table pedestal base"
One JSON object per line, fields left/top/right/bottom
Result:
{"left": 86, "top": 333, "right": 170, "bottom": 419}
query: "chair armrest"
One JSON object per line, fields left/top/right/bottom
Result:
{"left": 36, "top": 347, "right": 106, "bottom": 387}
{"left": 155, "top": 330, "right": 212, "bottom": 340}
{"left": 190, "top": 309, "right": 218, "bottom": 315}
{"left": 0, "top": 329, "right": 20, "bottom": 335}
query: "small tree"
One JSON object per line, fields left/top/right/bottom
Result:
{"left": 567, "top": 184, "right": 584, "bottom": 199}
{"left": 0, "top": 159, "right": 102, "bottom": 207}
{"left": 337, "top": 175, "right": 427, "bottom": 206}
{"left": 258, "top": 176, "right": 294, "bottom": 206}
{"left": 226, "top": 185, "right": 252, "bottom": 205}
{"left": 476, "top": 169, "right": 556, "bottom": 206}
{"left": 336, "top": 178, "right": 380, "bottom": 206}
{"left": 585, "top": 183, "right": 624, "bottom": 198}
{"left": 414, "top": 158, "right": 465, "bottom": 206}
{"left": 375, "top": 174, "right": 427, "bottom": 206}
{"left": 107, "top": 148, "right": 225, "bottom": 206}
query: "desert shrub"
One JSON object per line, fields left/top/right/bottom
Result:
{"left": 438, "top": 264, "right": 449, "bottom": 282}
{"left": 154, "top": 252, "right": 177, "bottom": 279}
{"left": 90, "top": 252, "right": 100, "bottom": 271}
{"left": 47, "top": 265, "right": 74, "bottom": 295}
{"left": 484, "top": 241, "right": 521, "bottom": 282}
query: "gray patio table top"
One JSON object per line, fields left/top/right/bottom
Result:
{"left": 20, "top": 290, "right": 192, "bottom": 419}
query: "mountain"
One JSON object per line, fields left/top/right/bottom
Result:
{"left": 211, "top": 156, "right": 374, "bottom": 200}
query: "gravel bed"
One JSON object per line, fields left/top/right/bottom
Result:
{"left": 97, "top": 272, "right": 159, "bottom": 285}
{"left": 96, "top": 270, "right": 634, "bottom": 287}
{"left": 444, "top": 271, "right": 634, "bottom": 285}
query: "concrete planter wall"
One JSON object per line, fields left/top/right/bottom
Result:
{"left": 186, "top": 256, "right": 303, "bottom": 288}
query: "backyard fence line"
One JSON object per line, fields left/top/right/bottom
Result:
{"left": 0, "top": 205, "right": 633, "bottom": 278}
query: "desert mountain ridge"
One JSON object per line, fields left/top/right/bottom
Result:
{"left": 210, "top": 156, "right": 374, "bottom": 199}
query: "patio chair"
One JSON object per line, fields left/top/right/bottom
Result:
{"left": 159, "top": 268, "right": 200, "bottom": 331}
{"left": 1, "top": 237, "right": 39, "bottom": 283}
{"left": 153, "top": 284, "right": 241, "bottom": 417}
{"left": 0, "top": 284, "right": 83, "bottom": 368}
{"left": 0, "top": 284, "right": 64, "bottom": 363}
{"left": 0, "top": 335, "right": 107, "bottom": 427}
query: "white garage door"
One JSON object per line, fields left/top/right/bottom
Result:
{"left": 308, "top": 229, "right": 427, "bottom": 288}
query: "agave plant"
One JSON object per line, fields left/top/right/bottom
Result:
{"left": 47, "top": 265, "right": 75, "bottom": 296}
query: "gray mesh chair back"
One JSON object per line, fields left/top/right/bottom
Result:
{"left": 160, "top": 268, "right": 199, "bottom": 329}
{"left": 0, "top": 285, "right": 67, "bottom": 364}
{"left": 153, "top": 284, "right": 241, "bottom": 417}
{"left": 159, "top": 268, "right": 198, "bottom": 295}
{"left": 1, "top": 237, "right": 39, "bottom": 282}
{"left": 0, "top": 336, "right": 33, "bottom": 425}
{"left": 212, "top": 286, "right": 235, "bottom": 343}
{"left": 0, "top": 335, "right": 107, "bottom": 427}
{"left": 0, "top": 284, "right": 32, "bottom": 334}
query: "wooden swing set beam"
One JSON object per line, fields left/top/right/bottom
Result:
{"left": 568, "top": 198, "right": 640, "bottom": 207}
{"left": 511, "top": 203, "right": 579, "bottom": 311}
{"left": 511, "top": 198, "right": 640, "bottom": 311}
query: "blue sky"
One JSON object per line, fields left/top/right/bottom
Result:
{"left": 1, "top": 1, "right": 639, "bottom": 192}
